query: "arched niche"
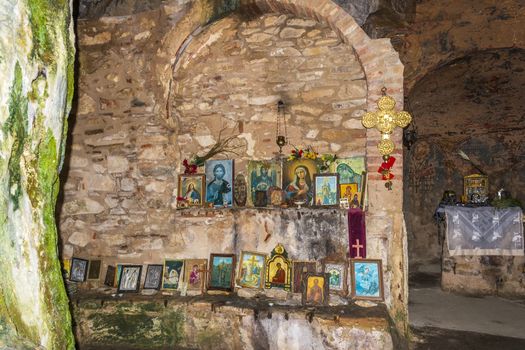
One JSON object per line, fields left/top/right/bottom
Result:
{"left": 171, "top": 13, "right": 368, "bottom": 163}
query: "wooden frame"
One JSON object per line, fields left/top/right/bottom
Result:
{"left": 178, "top": 174, "right": 205, "bottom": 207}
{"left": 237, "top": 251, "right": 266, "bottom": 289}
{"left": 70, "top": 257, "right": 89, "bottom": 282}
{"left": 208, "top": 254, "right": 236, "bottom": 292}
{"left": 322, "top": 260, "right": 348, "bottom": 296}
{"left": 302, "top": 273, "right": 329, "bottom": 306}
{"left": 162, "top": 260, "right": 184, "bottom": 290}
{"left": 104, "top": 265, "right": 116, "bottom": 287}
{"left": 87, "top": 259, "right": 101, "bottom": 280}
{"left": 292, "top": 261, "right": 317, "bottom": 293}
{"left": 117, "top": 265, "right": 142, "bottom": 293}
{"left": 265, "top": 244, "right": 292, "bottom": 291}
{"left": 350, "top": 259, "right": 384, "bottom": 301}
{"left": 184, "top": 259, "right": 207, "bottom": 292}
{"left": 360, "top": 171, "right": 367, "bottom": 210}
{"left": 313, "top": 173, "right": 340, "bottom": 207}
{"left": 282, "top": 158, "right": 319, "bottom": 206}
{"left": 143, "top": 264, "right": 163, "bottom": 290}
{"left": 247, "top": 160, "right": 282, "bottom": 207}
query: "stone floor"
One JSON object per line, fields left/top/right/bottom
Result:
{"left": 408, "top": 268, "right": 525, "bottom": 350}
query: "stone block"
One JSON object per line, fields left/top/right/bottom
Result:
{"left": 107, "top": 155, "right": 129, "bottom": 173}
{"left": 63, "top": 198, "right": 105, "bottom": 215}
{"left": 88, "top": 174, "right": 116, "bottom": 192}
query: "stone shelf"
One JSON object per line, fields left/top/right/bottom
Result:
{"left": 72, "top": 291, "right": 386, "bottom": 319}
{"left": 175, "top": 206, "right": 350, "bottom": 218}
{"left": 73, "top": 292, "right": 396, "bottom": 349}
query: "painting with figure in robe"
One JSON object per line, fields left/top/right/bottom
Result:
{"left": 162, "top": 260, "right": 184, "bottom": 290}
{"left": 184, "top": 259, "right": 207, "bottom": 292}
{"left": 70, "top": 258, "right": 88, "bottom": 282}
{"left": 238, "top": 251, "right": 266, "bottom": 289}
{"left": 117, "top": 265, "right": 142, "bottom": 293}
{"left": 302, "top": 273, "right": 329, "bottom": 306}
{"left": 247, "top": 161, "right": 281, "bottom": 207}
{"left": 178, "top": 174, "right": 205, "bottom": 206}
{"left": 265, "top": 244, "right": 291, "bottom": 291}
{"left": 292, "top": 261, "right": 316, "bottom": 293}
{"left": 330, "top": 157, "right": 365, "bottom": 191}
{"left": 143, "top": 264, "right": 163, "bottom": 290}
{"left": 351, "top": 259, "right": 383, "bottom": 301}
{"left": 208, "top": 254, "right": 235, "bottom": 292}
{"left": 205, "top": 160, "right": 234, "bottom": 207}
{"left": 283, "top": 159, "right": 319, "bottom": 206}
{"left": 313, "top": 173, "right": 339, "bottom": 207}
{"left": 323, "top": 261, "right": 348, "bottom": 295}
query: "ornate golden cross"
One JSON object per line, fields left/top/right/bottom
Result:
{"left": 362, "top": 88, "right": 412, "bottom": 156}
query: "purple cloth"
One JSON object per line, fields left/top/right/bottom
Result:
{"left": 348, "top": 208, "right": 366, "bottom": 258}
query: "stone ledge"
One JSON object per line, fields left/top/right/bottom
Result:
{"left": 74, "top": 293, "right": 394, "bottom": 350}
{"left": 175, "top": 206, "right": 354, "bottom": 218}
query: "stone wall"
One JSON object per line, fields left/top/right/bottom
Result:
{"left": 61, "top": 0, "right": 407, "bottom": 339}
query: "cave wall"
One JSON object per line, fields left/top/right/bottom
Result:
{"left": 391, "top": 0, "right": 525, "bottom": 297}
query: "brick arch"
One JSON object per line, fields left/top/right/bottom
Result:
{"left": 157, "top": 0, "right": 404, "bottom": 179}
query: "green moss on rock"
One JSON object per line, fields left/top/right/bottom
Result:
{"left": 27, "top": 0, "right": 68, "bottom": 65}
{"left": 4, "top": 63, "right": 28, "bottom": 210}
{"left": 85, "top": 308, "right": 184, "bottom": 348}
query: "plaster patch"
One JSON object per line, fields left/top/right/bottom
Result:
{"left": 194, "top": 135, "right": 216, "bottom": 148}
{"left": 238, "top": 133, "right": 255, "bottom": 157}
{"left": 306, "top": 129, "right": 319, "bottom": 139}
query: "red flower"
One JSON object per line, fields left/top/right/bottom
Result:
{"left": 298, "top": 150, "right": 303, "bottom": 156}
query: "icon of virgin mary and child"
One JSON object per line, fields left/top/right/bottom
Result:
{"left": 285, "top": 165, "right": 313, "bottom": 204}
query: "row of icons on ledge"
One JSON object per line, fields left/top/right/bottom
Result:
{"left": 177, "top": 158, "right": 366, "bottom": 209}
{"left": 66, "top": 244, "right": 383, "bottom": 305}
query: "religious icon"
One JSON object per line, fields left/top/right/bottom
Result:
{"left": 237, "top": 251, "right": 266, "bottom": 289}
{"left": 254, "top": 190, "right": 268, "bottom": 207}
{"left": 143, "top": 264, "right": 163, "bottom": 290}
{"left": 247, "top": 161, "right": 281, "bottom": 207}
{"left": 292, "top": 261, "right": 317, "bottom": 293}
{"left": 268, "top": 186, "right": 284, "bottom": 207}
{"left": 265, "top": 244, "right": 292, "bottom": 291}
{"left": 322, "top": 261, "right": 348, "bottom": 296}
{"left": 340, "top": 183, "right": 359, "bottom": 207}
{"left": 208, "top": 254, "right": 235, "bottom": 292}
{"left": 233, "top": 174, "right": 247, "bottom": 207}
{"left": 117, "top": 265, "right": 142, "bottom": 293}
{"left": 87, "top": 260, "right": 101, "bottom": 280}
{"left": 184, "top": 259, "right": 207, "bottom": 292}
{"left": 283, "top": 159, "right": 319, "bottom": 206}
{"left": 313, "top": 173, "right": 339, "bottom": 207}
{"left": 70, "top": 258, "right": 89, "bottom": 283}
{"left": 302, "top": 273, "right": 329, "bottom": 306}
{"left": 350, "top": 259, "right": 384, "bottom": 301}
{"left": 104, "top": 265, "right": 116, "bottom": 287}
{"left": 205, "top": 160, "right": 234, "bottom": 208}
{"left": 330, "top": 157, "right": 365, "bottom": 190}
{"left": 178, "top": 174, "right": 205, "bottom": 206}
{"left": 162, "top": 260, "right": 184, "bottom": 290}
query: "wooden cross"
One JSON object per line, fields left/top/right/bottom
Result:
{"left": 352, "top": 239, "right": 364, "bottom": 258}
